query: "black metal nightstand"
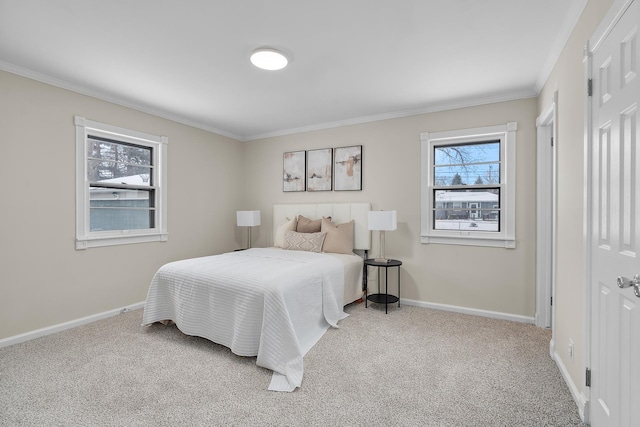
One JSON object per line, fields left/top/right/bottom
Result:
{"left": 364, "top": 258, "right": 402, "bottom": 314}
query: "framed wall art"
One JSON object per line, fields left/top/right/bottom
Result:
{"left": 334, "top": 145, "right": 362, "bottom": 191}
{"left": 306, "top": 148, "right": 333, "bottom": 191}
{"left": 283, "top": 150, "right": 306, "bottom": 192}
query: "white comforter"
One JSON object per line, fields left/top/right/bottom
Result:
{"left": 142, "top": 247, "right": 348, "bottom": 391}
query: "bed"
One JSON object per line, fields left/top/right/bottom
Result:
{"left": 142, "top": 203, "right": 371, "bottom": 391}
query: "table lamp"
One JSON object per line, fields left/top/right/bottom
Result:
{"left": 368, "top": 210, "right": 397, "bottom": 262}
{"left": 236, "top": 210, "right": 261, "bottom": 249}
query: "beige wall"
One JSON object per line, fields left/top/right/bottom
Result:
{"left": 0, "top": 70, "right": 245, "bottom": 339}
{"left": 538, "top": 0, "right": 613, "bottom": 399}
{"left": 243, "top": 98, "right": 539, "bottom": 318}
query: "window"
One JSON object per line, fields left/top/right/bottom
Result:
{"left": 75, "top": 116, "right": 168, "bottom": 249}
{"left": 420, "top": 123, "right": 516, "bottom": 248}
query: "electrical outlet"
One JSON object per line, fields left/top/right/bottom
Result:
{"left": 568, "top": 340, "right": 574, "bottom": 360}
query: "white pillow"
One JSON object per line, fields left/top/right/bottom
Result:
{"left": 274, "top": 217, "right": 297, "bottom": 248}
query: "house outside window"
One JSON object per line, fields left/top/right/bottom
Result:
{"left": 420, "top": 123, "right": 516, "bottom": 248}
{"left": 75, "top": 116, "right": 168, "bottom": 249}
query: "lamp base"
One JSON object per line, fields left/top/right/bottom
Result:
{"left": 374, "top": 257, "right": 392, "bottom": 263}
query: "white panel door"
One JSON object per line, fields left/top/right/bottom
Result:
{"left": 590, "top": 1, "right": 640, "bottom": 426}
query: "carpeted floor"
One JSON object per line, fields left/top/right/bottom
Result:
{"left": 0, "top": 302, "right": 585, "bottom": 426}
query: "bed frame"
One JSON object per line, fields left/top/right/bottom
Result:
{"left": 272, "top": 203, "right": 371, "bottom": 251}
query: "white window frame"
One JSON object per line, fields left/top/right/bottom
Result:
{"left": 75, "top": 116, "right": 168, "bottom": 249}
{"left": 420, "top": 122, "right": 516, "bottom": 248}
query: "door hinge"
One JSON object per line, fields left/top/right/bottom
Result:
{"left": 550, "top": 137, "right": 554, "bottom": 147}
{"left": 586, "top": 368, "right": 591, "bottom": 387}
{"left": 550, "top": 296, "right": 553, "bottom": 306}
{"left": 587, "top": 78, "right": 593, "bottom": 97}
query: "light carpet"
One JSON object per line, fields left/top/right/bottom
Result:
{"left": 0, "top": 303, "right": 585, "bottom": 426}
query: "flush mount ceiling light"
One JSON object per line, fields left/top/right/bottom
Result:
{"left": 250, "top": 48, "right": 288, "bottom": 71}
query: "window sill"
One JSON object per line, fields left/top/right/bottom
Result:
{"left": 421, "top": 234, "right": 515, "bottom": 249}
{"left": 76, "top": 233, "right": 168, "bottom": 250}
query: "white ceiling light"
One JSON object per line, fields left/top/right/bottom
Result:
{"left": 250, "top": 48, "right": 288, "bottom": 71}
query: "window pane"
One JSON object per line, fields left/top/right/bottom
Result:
{"left": 434, "top": 141, "right": 499, "bottom": 165}
{"left": 434, "top": 164, "right": 501, "bottom": 186}
{"left": 89, "top": 208, "right": 154, "bottom": 231}
{"left": 87, "top": 136, "right": 152, "bottom": 183}
{"left": 433, "top": 189, "right": 500, "bottom": 232}
{"left": 88, "top": 137, "right": 151, "bottom": 164}
{"left": 89, "top": 188, "right": 154, "bottom": 231}
{"left": 87, "top": 160, "right": 152, "bottom": 184}
{"left": 434, "top": 141, "right": 500, "bottom": 186}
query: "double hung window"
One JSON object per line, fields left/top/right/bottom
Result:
{"left": 420, "top": 123, "right": 516, "bottom": 248}
{"left": 75, "top": 116, "right": 168, "bottom": 249}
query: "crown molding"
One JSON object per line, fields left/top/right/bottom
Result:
{"left": 534, "top": 0, "right": 588, "bottom": 92}
{"left": 0, "top": 58, "right": 542, "bottom": 142}
{"left": 0, "top": 60, "right": 242, "bottom": 141}
{"left": 242, "top": 88, "right": 538, "bottom": 141}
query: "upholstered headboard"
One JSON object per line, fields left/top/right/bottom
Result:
{"left": 273, "top": 203, "right": 371, "bottom": 250}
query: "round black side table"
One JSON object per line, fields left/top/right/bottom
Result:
{"left": 364, "top": 258, "right": 402, "bottom": 314}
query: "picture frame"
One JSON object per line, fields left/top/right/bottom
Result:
{"left": 306, "top": 148, "right": 333, "bottom": 191}
{"left": 283, "top": 151, "right": 306, "bottom": 192}
{"left": 334, "top": 145, "right": 362, "bottom": 191}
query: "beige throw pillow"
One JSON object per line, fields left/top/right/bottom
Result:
{"left": 321, "top": 218, "right": 354, "bottom": 254}
{"left": 283, "top": 231, "right": 326, "bottom": 253}
{"left": 274, "top": 217, "right": 297, "bottom": 248}
{"left": 295, "top": 215, "right": 325, "bottom": 233}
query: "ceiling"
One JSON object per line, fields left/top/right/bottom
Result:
{"left": 0, "top": 0, "right": 586, "bottom": 141}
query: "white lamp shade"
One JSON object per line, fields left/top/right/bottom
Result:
{"left": 237, "top": 210, "right": 261, "bottom": 226}
{"left": 368, "top": 210, "right": 397, "bottom": 231}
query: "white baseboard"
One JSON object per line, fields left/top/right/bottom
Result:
{"left": 552, "top": 348, "right": 588, "bottom": 423}
{"left": 0, "top": 301, "right": 146, "bottom": 349}
{"left": 401, "top": 298, "right": 535, "bottom": 324}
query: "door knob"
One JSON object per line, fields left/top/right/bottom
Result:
{"left": 617, "top": 275, "right": 640, "bottom": 298}
{"left": 617, "top": 274, "right": 640, "bottom": 288}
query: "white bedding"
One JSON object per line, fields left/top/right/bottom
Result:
{"left": 327, "top": 252, "right": 364, "bottom": 304}
{"left": 142, "top": 247, "right": 358, "bottom": 391}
